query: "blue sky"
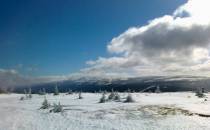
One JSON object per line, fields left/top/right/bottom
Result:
{"left": 0, "top": 0, "right": 186, "bottom": 76}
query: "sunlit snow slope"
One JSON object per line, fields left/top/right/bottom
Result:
{"left": 0, "top": 92, "right": 210, "bottom": 130}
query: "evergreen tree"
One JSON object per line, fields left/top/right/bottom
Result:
{"left": 20, "top": 96, "right": 24, "bottom": 101}
{"left": 68, "top": 89, "right": 73, "bottom": 95}
{"left": 78, "top": 91, "right": 83, "bottom": 99}
{"left": 114, "top": 92, "right": 121, "bottom": 101}
{"left": 54, "top": 84, "right": 59, "bottom": 96}
{"left": 195, "top": 88, "right": 205, "bottom": 98}
{"left": 42, "top": 88, "right": 46, "bottom": 95}
{"left": 201, "top": 87, "right": 205, "bottom": 93}
{"left": 39, "top": 89, "right": 43, "bottom": 95}
{"left": 51, "top": 102, "right": 63, "bottom": 113}
{"left": 39, "top": 88, "right": 46, "bottom": 95}
{"left": 99, "top": 92, "right": 106, "bottom": 103}
{"left": 40, "top": 98, "right": 50, "bottom": 109}
{"left": 24, "top": 89, "right": 27, "bottom": 98}
{"left": 28, "top": 88, "right": 32, "bottom": 98}
{"left": 127, "top": 89, "right": 131, "bottom": 93}
{"left": 108, "top": 89, "right": 115, "bottom": 100}
{"left": 124, "top": 93, "right": 135, "bottom": 103}
{"left": 155, "top": 86, "right": 161, "bottom": 93}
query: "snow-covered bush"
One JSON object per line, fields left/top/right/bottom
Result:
{"left": 54, "top": 85, "right": 59, "bottom": 96}
{"left": 99, "top": 93, "right": 106, "bottom": 103}
{"left": 40, "top": 98, "right": 50, "bottom": 109}
{"left": 124, "top": 93, "right": 135, "bottom": 103}
{"left": 50, "top": 102, "right": 63, "bottom": 113}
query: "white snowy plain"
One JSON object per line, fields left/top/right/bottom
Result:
{"left": 0, "top": 92, "right": 210, "bottom": 130}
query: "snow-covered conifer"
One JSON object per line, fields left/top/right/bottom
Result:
{"left": 51, "top": 102, "right": 63, "bottom": 113}
{"left": 68, "top": 89, "right": 73, "bottom": 95}
{"left": 20, "top": 96, "right": 24, "bottom": 101}
{"left": 54, "top": 84, "right": 59, "bottom": 96}
{"left": 108, "top": 89, "right": 115, "bottom": 100}
{"left": 28, "top": 88, "right": 32, "bottom": 98}
{"left": 114, "top": 92, "right": 121, "bottom": 101}
{"left": 39, "top": 88, "right": 46, "bottom": 95}
{"left": 155, "top": 86, "right": 161, "bottom": 93}
{"left": 124, "top": 93, "right": 135, "bottom": 103}
{"left": 99, "top": 93, "right": 106, "bottom": 103}
{"left": 195, "top": 88, "right": 205, "bottom": 98}
{"left": 78, "top": 91, "right": 83, "bottom": 99}
{"left": 40, "top": 98, "right": 50, "bottom": 109}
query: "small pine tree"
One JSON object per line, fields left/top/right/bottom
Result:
{"left": 155, "top": 86, "right": 161, "bottom": 93}
{"left": 68, "top": 89, "right": 73, "bottom": 95}
{"left": 104, "top": 90, "right": 107, "bottom": 94}
{"left": 24, "top": 89, "right": 27, "bottom": 98}
{"left": 195, "top": 88, "right": 205, "bottom": 98}
{"left": 108, "top": 89, "right": 115, "bottom": 100}
{"left": 39, "top": 88, "right": 46, "bottom": 95}
{"left": 124, "top": 93, "right": 135, "bottom": 103}
{"left": 114, "top": 92, "right": 121, "bottom": 101}
{"left": 78, "top": 91, "right": 83, "bottom": 99}
{"left": 40, "top": 98, "right": 50, "bottom": 109}
{"left": 50, "top": 102, "right": 63, "bottom": 113}
{"left": 99, "top": 93, "right": 106, "bottom": 103}
{"left": 20, "top": 96, "right": 24, "bottom": 101}
{"left": 42, "top": 88, "right": 46, "bottom": 95}
{"left": 201, "top": 87, "right": 205, "bottom": 93}
{"left": 28, "top": 88, "right": 32, "bottom": 98}
{"left": 54, "top": 84, "right": 59, "bottom": 96}
{"left": 39, "top": 89, "right": 43, "bottom": 95}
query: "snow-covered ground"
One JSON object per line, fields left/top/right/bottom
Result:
{"left": 0, "top": 92, "right": 210, "bottom": 130}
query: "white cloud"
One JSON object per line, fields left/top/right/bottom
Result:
{"left": 0, "top": 69, "right": 68, "bottom": 90}
{"left": 174, "top": 0, "right": 210, "bottom": 23}
{"left": 84, "top": 0, "right": 210, "bottom": 77}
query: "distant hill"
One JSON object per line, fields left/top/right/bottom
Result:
{"left": 14, "top": 76, "right": 210, "bottom": 93}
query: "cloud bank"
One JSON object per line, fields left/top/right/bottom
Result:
{"left": 0, "top": 69, "right": 67, "bottom": 91}
{"left": 84, "top": 0, "right": 210, "bottom": 77}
